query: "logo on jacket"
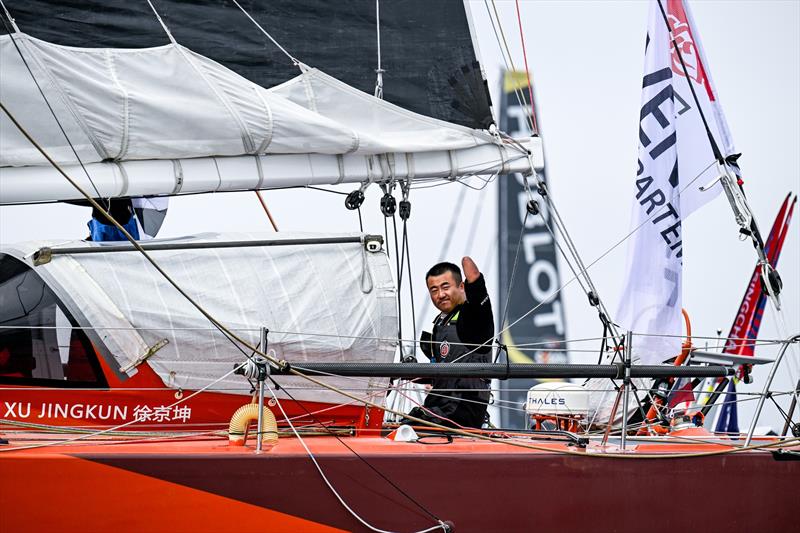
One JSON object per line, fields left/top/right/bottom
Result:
{"left": 439, "top": 340, "right": 450, "bottom": 358}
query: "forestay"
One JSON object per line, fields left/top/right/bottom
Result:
{"left": 3, "top": 232, "right": 398, "bottom": 404}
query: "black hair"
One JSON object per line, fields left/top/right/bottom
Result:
{"left": 425, "top": 262, "right": 462, "bottom": 284}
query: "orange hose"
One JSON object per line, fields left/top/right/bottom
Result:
{"left": 638, "top": 309, "right": 693, "bottom": 435}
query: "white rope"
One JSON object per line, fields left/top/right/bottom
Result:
{"left": 145, "top": 0, "right": 177, "bottom": 44}
{"left": 374, "top": 0, "right": 385, "bottom": 99}
{"left": 231, "top": 0, "right": 299, "bottom": 66}
{"left": 265, "top": 382, "right": 448, "bottom": 533}
{"left": 0, "top": 0, "right": 20, "bottom": 33}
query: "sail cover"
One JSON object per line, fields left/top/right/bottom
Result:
{"left": 2, "top": 233, "right": 398, "bottom": 404}
{"left": 0, "top": 0, "right": 492, "bottom": 129}
{"left": 0, "top": 34, "right": 494, "bottom": 166}
{"left": 0, "top": 32, "right": 532, "bottom": 203}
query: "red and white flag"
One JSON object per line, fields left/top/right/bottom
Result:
{"left": 617, "top": 0, "right": 737, "bottom": 364}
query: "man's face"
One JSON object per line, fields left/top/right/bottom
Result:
{"left": 426, "top": 271, "right": 465, "bottom": 314}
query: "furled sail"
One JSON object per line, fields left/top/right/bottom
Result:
{"left": 0, "top": 33, "right": 532, "bottom": 204}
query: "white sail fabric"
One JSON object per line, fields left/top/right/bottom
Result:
{"left": 0, "top": 33, "right": 531, "bottom": 204}
{"left": 617, "top": 0, "right": 735, "bottom": 363}
{"left": 3, "top": 233, "right": 398, "bottom": 404}
{"left": 1, "top": 33, "right": 497, "bottom": 165}
{"left": 270, "top": 67, "right": 497, "bottom": 153}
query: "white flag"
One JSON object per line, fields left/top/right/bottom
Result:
{"left": 617, "top": 0, "right": 736, "bottom": 363}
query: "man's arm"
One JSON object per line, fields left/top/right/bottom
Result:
{"left": 459, "top": 257, "right": 494, "bottom": 354}
{"left": 462, "top": 256, "right": 480, "bottom": 284}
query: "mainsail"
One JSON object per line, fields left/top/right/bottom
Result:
{"left": 1, "top": 0, "right": 492, "bottom": 129}
{"left": 0, "top": 33, "right": 532, "bottom": 204}
{"left": 0, "top": 1, "right": 531, "bottom": 205}
{"left": 617, "top": 0, "right": 737, "bottom": 363}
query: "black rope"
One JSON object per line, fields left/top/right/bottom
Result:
{"left": 0, "top": 13, "right": 107, "bottom": 208}
{"left": 270, "top": 376, "right": 445, "bottom": 524}
{"left": 357, "top": 206, "right": 364, "bottom": 232}
{"left": 402, "top": 220, "right": 418, "bottom": 353}
{"left": 655, "top": 0, "right": 723, "bottom": 163}
{"left": 392, "top": 214, "right": 402, "bottom": 346}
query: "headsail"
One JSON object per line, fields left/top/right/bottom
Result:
{"left": 724, "top": 194, "right": 796, "bottom": 357}
{"left": 617, "top": 0, "right": 739, "bottom": 363}
{"left": 715, "top": 194, "right": 795, "bottom": 433}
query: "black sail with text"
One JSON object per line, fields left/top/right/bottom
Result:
{"left": 497, "top": 71, "right": 567, "bottom": 429}
{"left": 0, "top": 0, "right": 492, "bottom": 129}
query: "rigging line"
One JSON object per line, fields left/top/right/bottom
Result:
{"left": 305, "top": 185, "right": 348, "bottom": 195}
{"left": 414, "top": 185, "right": 470, "bottom": 327}
{"left": 654, "top": 0, "right": 721, "bottom": 163}
{"left": 497, "top": 210, "right": 529, "bottom": 360}
{"left": 254, "top": 190, "right": 279, "bottom": 231}
{"left": 0, "top": 0, "right": 19, "bottom": 32}
{"left": 9, "top": 322, "right": 775, "bottom": 348}
{"left": 769, "top": 305, "right": 800, "bottom": 389}
{"left": 384, "top": 214, "right": 391, "bottom": 259}
{"left": 483, "top": 0, "right": 533, "bottom": 134}
{"left": 392, "top": 214, "right": 403, "bottom": 350}
{"left": 513, "top": 0, "right": 538, "bottom": 135}
{"left": 266, "top": 382, "right": 449, "bottom": 533}
{"left": 144, "top": 0, "right": 177, "bottom": 44}
{"left": 231, "top": 0, "right": 299, "bottom": 66}
{"left": 533, "top": 178, "right": 621, "bottom": 345}
{"left": 522, "top": 179, "right": 592, "bottom": 298}
{"left": 655, "top": 0, "right": 773, "bottom": 304}
{"left": 446, "top": 158, "right": 720, "bottom": 364}
{"left": 357, "top": 205, "right": 364, "bottom": 232}
{"left": 0, "top": 14, "right": 106, "bottom": 207}
{"left": 3, "top": 106, "right": 760, "bottom": 445}
{"left": 269, "top": 377, "right": 445, "bottom": 526}
{"left": 373, "top": 0, "right": 384, "bottom": 99}
{"left": 0, "top": 101, "right": 265, "bottom": 369}
{"left": 402, "top": 217, "right": 418, "bottom": 355}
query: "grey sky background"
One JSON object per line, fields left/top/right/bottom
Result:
{"left": 1, "top": 0, "right": 798, "bottom": 430}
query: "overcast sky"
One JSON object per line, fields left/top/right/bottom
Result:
{"left": 1, "top": 0, "right": 798, "bottom": 431}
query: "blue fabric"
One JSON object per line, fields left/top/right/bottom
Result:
{"left": 88, "top": 216, "right": 140, "bottom": 241}
{"left": 714, "top": 380, "right": 739, "bottom": 434}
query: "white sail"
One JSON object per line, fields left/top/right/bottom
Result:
{"left": 0, "top": 33, "right": 532, "bottom": 204}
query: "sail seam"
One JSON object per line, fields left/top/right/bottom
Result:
{"left": 103, "top": 50, "right": 130, "bottom": 161}
{"left": 301, "top": 68, "right": 360, "bottom": 153}
{"left": 252, "top": 86, "right": 274, "bottom": 154}
{"left": 174, "top": 45, "right": 256, "bottom": 154}
{"left": 17, "top": 36, "right": 109, "bottom": 161}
